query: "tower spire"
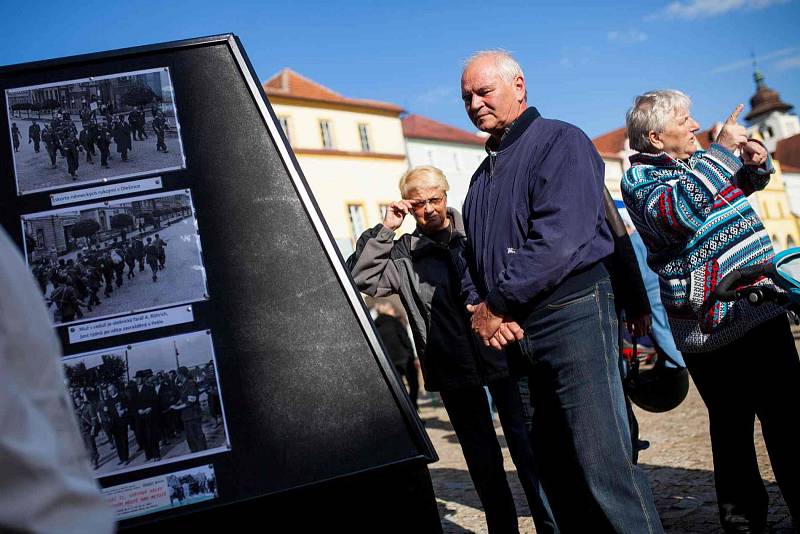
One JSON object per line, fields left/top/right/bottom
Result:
{"left": 752, "top": 51, "right": 765, "bottom": 89}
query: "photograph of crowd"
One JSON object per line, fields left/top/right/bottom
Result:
{"left": 167, "top": 465, "right": 218, "bottom": 508}
{"left": 6, "top": 67, "right": 186, "bottom": 195}
{"left": 21, "top": 190, "right": 208, "bottom": 327}
{"left": 63, "top": 331, "right": 230, "bottom": 478}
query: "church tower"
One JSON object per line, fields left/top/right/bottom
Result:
{"left": 745, "top": 59, "right": 799, "bottom": 153}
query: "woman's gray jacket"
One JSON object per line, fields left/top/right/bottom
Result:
{"left": 346, "top": 208, "right": 514, "bottom": 391}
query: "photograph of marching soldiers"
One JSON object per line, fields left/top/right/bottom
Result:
{"left": 6, "top": 67, "right": 186, "bottom": 195}
{"left": 63, "top": 331, "right": 230, "bottom": 478}
{"left": 167, "top": 466, "right": 218, "bottom": 508}
{"left": 21, "top": 191, "right": 208, "bottom": 327}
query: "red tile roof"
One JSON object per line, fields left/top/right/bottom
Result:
{"left": 262, "top": 68, "right": 403, "bottom": 114}
{"left": 776, "top": 133, "right": 800, "bottom": 171}
{"left": 592, "top": 127, "right": 626, "bottom": 157}
{"left": 402, "top": 114, "right": 485, "bottom": 146}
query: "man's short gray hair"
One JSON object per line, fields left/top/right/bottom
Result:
{"left": 626, "top": 90, "right": 692, "bottom": 153}
{"left": 463, "top": 49, "right": 525, "bottom": 84}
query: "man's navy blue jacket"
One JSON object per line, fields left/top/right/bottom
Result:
{"left": 462, "top": 107, "right": 614, "bottom": 318}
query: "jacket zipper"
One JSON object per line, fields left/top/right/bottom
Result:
{"left": 447, "top": 245, "right": 488, "bottom": 382}
{"left": 482, "top": 150, "right": 497, "bottom": 296}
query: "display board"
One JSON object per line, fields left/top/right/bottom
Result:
{"left": 0, "top": 35, "right": 438, "bottom": 529}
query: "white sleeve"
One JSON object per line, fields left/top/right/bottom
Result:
{"left": 0, "top": 228, "right": 115, "bottom": 534}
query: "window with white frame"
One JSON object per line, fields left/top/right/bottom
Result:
{"left": 278, "top": 116, "right": 291, "bottom": 141}
{"left": 347, "top": 204, "right": 366, "bottom": 239}
{"left": 358, "top": 123, "right": 371, "bottom": 152}
{"left": 320, "top": 120, "right": 334, "bottom": 149}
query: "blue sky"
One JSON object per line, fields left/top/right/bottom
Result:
{"left": 1, "top": 0, "right": 798, "bottom": 139}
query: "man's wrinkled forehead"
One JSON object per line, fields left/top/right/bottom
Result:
{"left": 462, "top": 58, "right": 501, "bottom": 86}
{"left": 461, "top": 76, "right": 501, "bottom": 104}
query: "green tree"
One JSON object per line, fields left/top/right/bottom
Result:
{"left": 110, "top": 213, "right": 134, "bottom": 239}
{"left": 110, "top": 213, "right": 133, "bottom": 228}
{"left": 11, "top": 102, "right": 31, "bottom": 118}
{"left": 41, "top": 99, "right": 60, "bottom": 117}
{"left": 121, "top": 83, "right": 156, "bottom": 108}
{"left": 71, "top": 219, "right": 101, "bottom": 243}
{"left": 64, "top": 361, "right": 89, "bottom": 388}
{"left": 99, "top": 354, "right": 127, "bottom": 385}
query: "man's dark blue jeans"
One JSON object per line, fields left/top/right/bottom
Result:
{"left": 518, "top": 278, "right": 663, "bottom": 533}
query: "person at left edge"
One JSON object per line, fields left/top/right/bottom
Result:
{"left": 0, "top": 225, "right": 115, "bottom": 533}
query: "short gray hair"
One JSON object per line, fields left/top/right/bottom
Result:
{"left": 399, "top": 166, "right": 449, "bottom": 198}
{"left": 626, "top": 90, "right": 692, "bottom": 153}
{"left": 463, "top": 49, "right": 524, "bottom": 85}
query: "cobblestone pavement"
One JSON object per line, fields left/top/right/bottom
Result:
{"left": 422, "top": 378, "right": 795, "bottom": 533}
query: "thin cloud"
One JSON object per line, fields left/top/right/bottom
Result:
{"left": 654, "top": 0, "right": 789, "bottom": 19}
{"left": 559, "top": 46, "right": 594, "bottom": 69}
{"left": 775, "top": 55, "right": 800, "bottom": 70}
{"left": 711, "top": 47, "right": 797, "bottom": 74}
{"left": 608, "top": 30, "right": 648, "bottom": 44}
{"left": 415, "top": 86, "right": 455, "bottom": 105}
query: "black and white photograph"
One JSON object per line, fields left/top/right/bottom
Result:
{"left": 167, "top": 465, "right": 218, "bottom": 508}
{"left": 6, "top": 67, "right": 186, "bottom": 195}
{"left": 22, "top": 190, "right": 208, "bottom": 327}
{"left": 63, "top": 331, "right": 230, "bottom": 479}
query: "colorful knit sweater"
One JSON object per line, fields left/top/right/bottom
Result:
{"left": 621, "top": 143, "right": 782, "bottom": 353}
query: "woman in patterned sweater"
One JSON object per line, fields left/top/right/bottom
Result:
{"left": 621, "top": 90, "right": 798, "bottom": 533}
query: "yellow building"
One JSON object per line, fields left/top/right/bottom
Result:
{"left": 263, "top": 69, "right": 413, "bottom": 255}
{"left": 755, "top": 160, "right": 800, "bottom": 250}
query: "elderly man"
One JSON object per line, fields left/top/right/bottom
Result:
{"left": 621, "top": 90, "right": 799, "bottom": 533}
{"left": 348, "top": 165, "right": 556, "bottom": 533}
{"left": 460, "top": 50, "right": 662, "bottom": 533}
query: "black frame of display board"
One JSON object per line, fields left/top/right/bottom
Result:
{"left": 0, "top": 34, "right": 438, "bottom": 529}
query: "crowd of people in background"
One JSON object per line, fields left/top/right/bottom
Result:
{"left": 33, "top": 232, "right": 168, "bottom": 322}
{"left": 353, "top": 49, "right": 799, "bottom": 533}
{"left": 70, "top": 361, "right": 222, "bottom": 470}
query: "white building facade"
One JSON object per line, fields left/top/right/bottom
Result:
{"left": 402, "top": 114, "right": 487, "bottom": 211}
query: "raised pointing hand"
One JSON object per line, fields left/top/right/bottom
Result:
{"left": 725, "top": 104, "right": 743, "bottom": 126}
{"left": 715, "top": 104, "right": 748, "bottom": 154}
